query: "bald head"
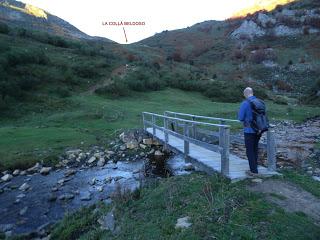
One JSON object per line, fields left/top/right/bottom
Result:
{"left": 243, "top": 87, "right": 253, "bottom": 98}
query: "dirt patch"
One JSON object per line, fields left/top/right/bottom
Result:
{"left": 247, "top": 179, "right": 320, "bottom": 223}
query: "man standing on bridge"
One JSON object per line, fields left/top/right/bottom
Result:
{"left": 238, "top": 87, "right": 269, "bottom": 176}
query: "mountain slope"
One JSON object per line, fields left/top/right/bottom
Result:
{"left": 0, "top": 0, "right": 114, "bottom": 41}
{"left": 135, "top": 0, "right": 320, "bottom": 104}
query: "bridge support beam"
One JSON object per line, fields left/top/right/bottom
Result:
{"left": 184, "top": 123, "right": 189, "bottom": 157}
{"left": 164, "top": 118, "right": 169, "bottom": 150}
{"left": 267, "top": 129, "right": 276, "bottom": 171}
{"left": 219, "top": 120, "right": 226, "bottom": 148}
{"left": 220, "top": 127, "right": 230, "bottom": 176}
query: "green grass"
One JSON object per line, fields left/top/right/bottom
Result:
{"left": 49, "top": 173, "right": 320, "bottom": 240}
{"left": 1, "top": 88, "right": 320, "bottom": 171}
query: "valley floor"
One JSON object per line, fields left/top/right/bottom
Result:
{"left": 1, "top": 88, "right": 320, "bottom": 171}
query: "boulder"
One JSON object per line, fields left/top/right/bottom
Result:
{"left": 87, "top": 156, "right": 97, "bottom": 164}
{"left": 231, "top": 20, "right": 265, "bottom": 40}
{"left": 90, "top": 178, "right": 96, "bottom": 186}
{"left": 19, "top": 183, "right": 30, "bottom": 191}
{"left": 19, "top": 206, "right": 28, "bottom": 216}
{"left": 19, "top": 171, "right": 27, "bottom": 176}
{"left": 40, "top": 167, "right": 52, "bottom": 175}
{"left": 257, "top": 13, "right": 276, "bottom": 28}
{"left": 58, "top": 193, "right": 74, "bottom": 200}
{"left": 106, "top": 150, "right": 115, "bottom": 155}
{"left": 66, "top": 149, "right": 82, "bottom": 155}
{"left": 98, "top": 209, "right": 115, "bottom": 232}
{"left": 80, "top": 191, "right": 92, "bottom": 201}
{"left": 274, "top": 25, "right": 301, "bottom": 36}
{"left": 139, "top": 144, "right": 147, "bottom": 149}
{"left": 64, "top": 169, "right": 77, "bottom": 177}
{"left": 0, "top": 224, "right": 14, "bottom": 232}
{"left": 27, "top": 163, "right": 41, "bottom": 174}
{"left": 126, "top": 141, "right": 139, "bottom": 149}
{"left": 184, "top": 163, "right": 195, "bottom": 171}
{"left": 1, "top": 174, "right": 13, "bottom": 182}
{"left": 13, "top": 170, "right": 20, "bottom": 176}
{"left": 154, "top": 150, "right": 164, "bottom": 156}
{"left": 142, "top": 138, "right": 153, "bottom": 145}
{"left": 97, "top": 158, "right": 106, "bottom": 167}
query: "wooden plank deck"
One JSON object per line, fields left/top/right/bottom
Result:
{"left": 147, "top": 128, "right": 278, "bottom": 180}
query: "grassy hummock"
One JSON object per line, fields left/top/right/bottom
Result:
{"left": 48, "top": 173, "right": 320, "bottom": 240}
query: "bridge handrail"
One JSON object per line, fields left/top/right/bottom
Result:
{"left": 165, "top": 110, "right": 276, "bottom": 128}
{"left": 164, "top": 111, "right": 241, "bottom": 124}
{"left": 142, "top": 112, "right": 231, "bottom": 128}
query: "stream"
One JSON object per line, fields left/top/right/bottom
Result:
{"left": 0, "top": 154, "right": 191, "bottom": 236}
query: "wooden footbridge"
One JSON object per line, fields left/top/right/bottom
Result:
{"left": 142, "top": 111, "right": 278, "bottom": 180}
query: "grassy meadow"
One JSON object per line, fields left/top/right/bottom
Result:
{"left": 1, "top": 88, "right": 320, "bottom": 171}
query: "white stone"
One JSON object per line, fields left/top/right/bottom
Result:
{"left": 126, "top": 141, "right": 139, "bottom": 149}
{"left": 80, "top": 191, "right": 92, "bottom": 201}
{"left": 155, "top": 150, "right": 164, "bottom": 156}
{"left": 19, "top": 183, "right": 30, "bottom": 191}
{"left": 97, "top": 158, "right": 106, "bottom": 167}
{"left": 88, "top": 156, "right": 96, "bottom": 164}
{"left": 19, "top": 206, "right": 28, "bottom": 216}
{"left": 27, "top": 163, "right": 41, "bottom": 174}
{"left": 139, "top": 144, "right": 147, "bottom": 149}
{"left": 1, "top": 174, "right": 13, "bottom": 182}
{"left": 175, "top": 216, "right": 192, "bottom": 229}
{"left": 251, "top": 178, "right": 263, "bottom": 183}
{"left": 143, "top": 138, "right": 153, "bottom": 145}
{"left": 13, "top": 170, "right": 20, "bottom": 176}
{"left": 40, "top": 167, "right": 52, "bottom": 175}
{"left": 312, "top": 176, "right": 320, "bottom": 182}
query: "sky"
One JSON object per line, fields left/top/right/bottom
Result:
{"left": 19, "top": 0, "right": 257, "bottom": 44}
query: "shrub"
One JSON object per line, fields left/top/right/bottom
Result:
{"left": 73, "top": 64, "right": 98, "bottom": 78}
{"left": 249, "top": 49, "right": 276, "bottom": 64}
{"left": 18, "top": 76, "right": 41, "bottom": 91}
{"left": 233, "top": 50, "right": 245, "bottom": 60}
{"left": 304, "top": 17, "right": 320, "bottom": 28}
{"left": 6, "top": 48, "right": 49, "bottom": 67}
{"left": 0, "top": 22, "right": 9, "bottom": 34}
{"left": 275, "top": 80, "right": 293, "bottom": 91}
{"left": 303, "top": 27, "right": 310, "bottom": 35}
{"left": 172, "top": 51, "right": 182, "bottom": 62}
{"left": 249, "top": 50, "right": 267, "bottom": 64}
{"left": 277, "top": 15, "right": 301, "bottom": 27}
{"left": 56, "top": 87, "right": 71, "bottom": 98}
{"left": 95, "top": 78, "right": 130, "bottom": 98}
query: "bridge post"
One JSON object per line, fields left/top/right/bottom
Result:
{"left": 174, "top": 113, "right": 178, "bottom": 132}
{"left": 219, "top": 120, "right": 226, "bottom": 148}
{"left": 184, "top": 123, "right": 189, "bottom": 157}
{"left": 221, "top": 126, "right": 230, "bottom": 176}
{"left": 267, "top": 128, "right": 276, "bottom": 171}
{"left": 152, "top": 115, "right": 156, "bottom": 136}
{"left": 142, "top": 113, "right": 146, "bottom": 131}
{"left": 191, "top": 116, "right": 196, "bottom": 139}
{"left": 164, "top": 117, "right": 169, "bottom": 149}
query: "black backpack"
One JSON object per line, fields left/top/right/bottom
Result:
{"left": 247, "top": 98, "right": 269, "bottom": 135}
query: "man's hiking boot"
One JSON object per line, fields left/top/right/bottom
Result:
{"left": 245, "top": 170, "right": 260, "bottom": 177}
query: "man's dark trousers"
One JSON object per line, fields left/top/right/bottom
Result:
{"left": 244, "top": 133, "right": 261, "bottom": 173}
